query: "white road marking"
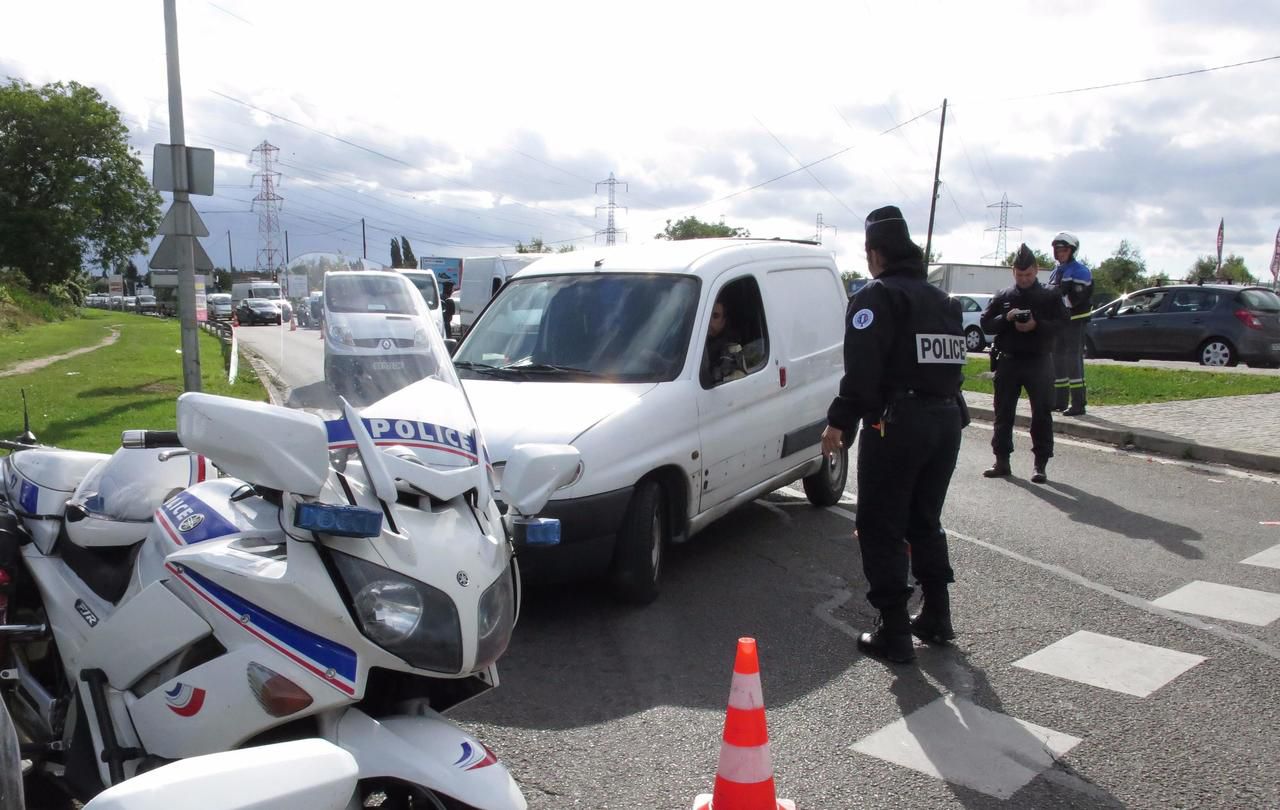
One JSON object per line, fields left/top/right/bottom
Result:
{"left": 851, "top": 695, "right": 1082, "bottom": 800}
{"left": 815, "top": 503, "right": 1280, "bottom": 662}
{"left": 1012, "top": 630, "right": 1206, "bottom": 697}
{"left": 1241, "top": 543, "right": 1280, "bottom": 570}
{"left": 751, "top": 499, "right": 792, "bottom": 523}
{"left": 1150, "top": 581, "right": 1280, "bottom": 627}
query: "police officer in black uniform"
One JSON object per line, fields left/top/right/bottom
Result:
{"left": 979, "top": 244, "right": 1068, "bottom": 483}
{"left": 821, "top": 206, "right": 967, "bottom": 664}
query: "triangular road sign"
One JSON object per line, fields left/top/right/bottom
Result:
{"left": 149, "top": 235, "right": 214, "bottom": 271}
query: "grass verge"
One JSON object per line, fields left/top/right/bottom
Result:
{"left": 0, "top": 308, "right": 120, "bottom": 370}
{"left": 962, "top": 357, "right": 1280, "bottom": 405}
{"left": 0, "top": 316, "right": 265, "bottom": 453}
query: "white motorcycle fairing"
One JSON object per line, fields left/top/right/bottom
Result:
{"left": 328, "top": 708, "right": 528, "bottom": 810}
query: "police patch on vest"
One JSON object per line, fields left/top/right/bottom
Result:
{"left": 851, "top": 308, "right": 874, "bottom": 329}
{"left": 915, "top": 334, "right": 967, "bottom": 364}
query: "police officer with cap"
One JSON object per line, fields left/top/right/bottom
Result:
{"left": 979, "top": 243, "right": 1068, "bottom": 482}
{"left": 820, "top": 205, "right": 967, "bottom": 664}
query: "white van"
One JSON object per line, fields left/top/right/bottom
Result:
{"left": 396, "top": 268, "right": 445, "bottom": 337}
{"left": 322, "top": 271, "right": 439, "bottom": 399}
{"left": 231, "top": 280, "right": 292, "bottom": 324}
{"left": 458, "top": 254, "right": 550, "bottom": 334}
{"left": 452, "top": 239, "right": 847, "bottom": 603}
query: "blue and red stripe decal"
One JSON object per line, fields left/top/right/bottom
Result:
{"left": 166, "top": 562, "right": 358, "bottom": 695}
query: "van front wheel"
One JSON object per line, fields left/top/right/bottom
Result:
{"left": 609, "top": 480, "right": 665, "bottom": 605}
{"left": 803, "top": 446, "right": 848, "bottom": 507}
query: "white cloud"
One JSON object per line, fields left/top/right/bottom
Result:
{"left": 2, "top": 0, "right": 1279, "bottom": 276}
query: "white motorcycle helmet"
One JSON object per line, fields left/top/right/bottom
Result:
{"left": 65, "top": 448, "right": 193, "bottom": 548}
{"left": 1052, "top": 232, "right": 1080, "bottom": 252}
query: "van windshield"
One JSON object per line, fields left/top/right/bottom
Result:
{"left": 249, "top": 285, "right": 281, "bottom": 299}
{"left": 454, "top": 273, "right": 700, "bottom": 383}
{"left": 326, "top": 274, "right": 420, "bottom": 314}
{"left": 403, "top": 274, "right": 440, "bottom": 308}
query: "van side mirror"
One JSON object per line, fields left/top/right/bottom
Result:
{"left": 444, "top": 338, "right": 458, "bottom": 357}
{"left": 501, "top": 444, "right": 581, "bottom": 515}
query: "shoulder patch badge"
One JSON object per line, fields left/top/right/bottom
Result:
{"left": 851, "top": 309, "right": 875, "bottom": 330}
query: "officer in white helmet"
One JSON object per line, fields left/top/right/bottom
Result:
{"left": 1047, "top": 232, "right": 1093, "bottom": 415}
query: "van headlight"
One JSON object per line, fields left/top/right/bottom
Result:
{"left": 414, "top": 327, "right": 430, "bottom": 346}
{"left": 328, "top": 324, "right": 354, "bottom": 346}
{"left": 474, "top": 564, "right": 516, "bottom": 669}
{"left": 330, "top": 551, "right": 462, "bottom": 674}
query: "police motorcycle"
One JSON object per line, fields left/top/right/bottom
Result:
{"left": 0, "top": 329, "right": 579, "bottom": 807}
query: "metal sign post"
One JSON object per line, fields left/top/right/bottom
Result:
{"left": 149, "top": 0, "right": 215, "bottom": 393}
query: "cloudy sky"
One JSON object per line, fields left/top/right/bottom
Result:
{"left": 4, "top": 0, "right": 1279, "bottom": 280}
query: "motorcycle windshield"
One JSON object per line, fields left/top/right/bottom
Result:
{"left": 256, "top": 258, "right": 486, "bottom": 480}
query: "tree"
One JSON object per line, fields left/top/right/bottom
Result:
{"left": 1093, "top": 241, "right": 1147, "bottom": 302}
{"left": 399, "top": 237, "right": 416, "bottom": 269}
{"left": 0, "top": 79, "right": 161, "bottom": 289}
{"left": 1186, "top": 254, "right": 1254, "bottom": 284}
{"left": 389, "top": 238, "right": 403, "bottom": 268}
{"left": 1002, "top": 247, "right": 1053, "bottom": 269}
{"left": 654, "top": 216, "right": 749, "bottom": 240}
{"left": 122, "top": 259, "right": 139, "bottom": 295}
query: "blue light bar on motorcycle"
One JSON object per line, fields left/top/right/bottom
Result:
{"left": 511, "top": 516, "right": 561, "bottom": 547}
{"left": 294, "top": 503, "right": 383, "bottom": 538}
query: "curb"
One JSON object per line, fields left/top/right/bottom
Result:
{"left": 237, "top": 343, "right": 290, "bottom": 408}
{"left": 967, "top": 405, "right": 1280, "bottom": 474}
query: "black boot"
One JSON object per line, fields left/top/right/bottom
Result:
{"left": 1062, "top": 388, "right": 1086, "bottom": 417}
{"left": 1031, "top": 458, "right": 1048, "bottom": 484}
{"left": 982, "top": 456, "right": 1011, "bottom": 478}
{"left": 911, "top": 586, "right": 955, "bottom": 644}
{"left": 858, "top": 605, "right": 916, "bottom": 663}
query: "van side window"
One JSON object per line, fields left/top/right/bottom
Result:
{"left": 701, "top": 276, "right": 769, "bottom": 389}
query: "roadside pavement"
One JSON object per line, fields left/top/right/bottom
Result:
{"left": 965, "top": 389, "right": 1280, "bottom": 473}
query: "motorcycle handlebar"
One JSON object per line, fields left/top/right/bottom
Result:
{"left": 120, "top": 430, "right": 182, "bottom": 449}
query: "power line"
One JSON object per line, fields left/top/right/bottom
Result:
{"left": 753, "top": 115, "right": 858, "bottom": 217}
{"left": 686, "top": 105, "right": 943, "bottom": 215}
{"left": 1009, "top": 53, "right": 1280, "bottom": 101}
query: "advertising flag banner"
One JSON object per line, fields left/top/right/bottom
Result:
{"left": 1271, "top": 226, "right": 1280, "bottom": 283}
{"left": 1216, "top": 218, "right": 1224, "bottom": 270}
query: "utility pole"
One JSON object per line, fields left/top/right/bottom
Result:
{"left": 362, "top": 218, "right": 367, "bottom": 259}
{"left": 285, "top": 230, "right": 290, "bottom": 264}
{"left": 814, "top": 213, "right": 837, "bottom": 244}
{"left": 226, "top": 230, "right": 234, "bottom": 273}
{"left": 595, "top": 173, "right": 628, "bottom": 246}
{"left": 983, "top": 193, "right": 1022, "bottom": 262}
{"left": 923, "top": 98, "right": 947, "bottom": 267}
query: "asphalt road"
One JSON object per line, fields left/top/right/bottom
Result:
{"left": 237, "top": 322, "right": 1280, "bottom": 809}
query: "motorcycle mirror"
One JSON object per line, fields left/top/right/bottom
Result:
{"left": 443, "top": 338, "right": 458, "bottom": 357}
{"left": 82, "top": 739, "right": 358, "bottom": 810}
{"left": 502, "top": 443, "right": 581, "bottom": 516}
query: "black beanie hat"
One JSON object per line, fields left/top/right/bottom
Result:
{"left": 864, "top": 205, "right": 913, "bottom": 253}
{"left": 1013, "top": 243, "right": 1036, "bottom": 270}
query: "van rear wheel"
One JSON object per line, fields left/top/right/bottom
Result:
{"left": 609, "top": 480, "right": 665, "bottom": 605}
{"left": 802, "top": 445, "right": 848, "bottom": 507}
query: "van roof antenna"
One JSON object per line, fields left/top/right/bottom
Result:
{"left": 18, "top": 388, "right": 38, "bottom": 445}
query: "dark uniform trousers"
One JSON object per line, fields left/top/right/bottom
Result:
{"left": 992, "top": 352, "right": 1055, "bottom": 460}
{"left": 855, "top": 397, "right": 961, "bottom": 610}
{"left": 1052, "top": 318, "right": 1087, "bottom": 411}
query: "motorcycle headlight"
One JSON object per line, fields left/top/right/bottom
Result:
{"left": 474, "top": 563, "right": 516, "bottom": 669}
{"left": 330, "top": 551, "right": 462, "bottom": 674}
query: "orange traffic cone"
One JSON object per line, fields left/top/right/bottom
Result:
{"left": 290, "top": 313, "right": 297, "bottom": 331}
{"left": 692, "top": 638, "right": 795, "bottom": 810}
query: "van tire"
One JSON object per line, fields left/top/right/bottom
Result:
{"left": 609, "top": 480, "right": 665, "bottom": 605}
{"left": 802, "top": 446, "right": 848, "bottom": 507}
